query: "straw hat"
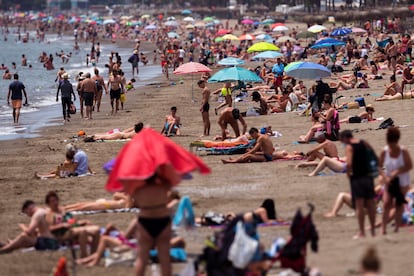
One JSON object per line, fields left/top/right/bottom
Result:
{"left": 62, "top": 73, "right": 69, "bottom": 79}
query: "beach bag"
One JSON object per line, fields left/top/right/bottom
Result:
{"left": 363, "top": 141, "right": 379, "bottom": 178}
{"left": 228, "top": 221, "right": 258, "bottom": 269}
{"left": 105, "top": 246, "right": 136, "bottom": 267}
{"left": 69, "top": 104, "right": 76, "bottom": 114}
{"left": 349, "top": 116, "right": 362, "bottom": 123}
{"left": 378, "top": 117, "right": 394, "bottom": 129}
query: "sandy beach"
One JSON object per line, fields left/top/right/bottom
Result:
{"left": 1, "top": 21, "right": 414, "bottom": 276}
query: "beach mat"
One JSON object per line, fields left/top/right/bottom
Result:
{"left": 70, "top": 208, "right": 140, "bottom": 216}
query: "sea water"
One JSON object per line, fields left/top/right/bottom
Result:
{"left": 0, "top": 30, "right": 161, "bottom": 140}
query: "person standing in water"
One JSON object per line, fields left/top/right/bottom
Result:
{"left": 56, "top": 73, "right": 76, "bottom": 122}
{"left": 7, "top": 73, "right": 28, "bottom": 125}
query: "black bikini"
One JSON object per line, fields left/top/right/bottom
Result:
{"left": 138, "top": 217, "right": 171, "bottom": 238}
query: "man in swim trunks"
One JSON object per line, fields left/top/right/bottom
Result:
{"left": 298, "top": 133, "right": 339, "bottom": 167}
{"left": 79, "top": 73, "right": 97, "bottom": 120}
{"left": 107, "top": 70, "right": 123, "bottom": 115}
{"left": 92, "top": 68, "right": 106, "bottom": 112}
{"left": 7, "top": 73, "right": 28, "bottom": 124}
{"left": 198, "top": 80, "right": 211, "bottom": 136}
{"left": 161, "top": 106, "right": 181, "bottom": 136}
{"left": 251, "top": 91, "right": 269, "bottom": 115}
{"left": 222, "top": 127, "right": 274, "bottom": 164}
{"left": 0, "top": 200, "right": 59, "bottom": 253}
{"left": 218, "top": 107, "right": 247, "bottom": 141}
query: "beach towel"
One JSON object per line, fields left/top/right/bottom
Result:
{"left": 173, "top": 196, "right": 195, "bottom": 228}
{"left": 195, "top": 140, "right": 256, "bottom": 156}
{"left": 190, "top": 140, "right": 248, "bottom": 148}
{"left": 70, "top": 208, "right": 140, "bottom": 216}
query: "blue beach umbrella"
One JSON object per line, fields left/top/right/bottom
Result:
{"left": 330, "top": 27, "right": 351, "bottom": 37}
{"left": 217, "top": 57, "right": 245, "bottom": 66}
{"left": 284, "top": 61, "right": 331, "bottom": 79}
{"left": 310, "top": 38, "right": 345, "bottom": 49}
{"left": 181, "top": 9, "right": 192, "bottom": 15}
{"left": 252, "top": 51, "right": 283, "bottom": 60}
{"left": 256, "top": 34, "right": 272, "bottom": 40}
{"left": 208, "top": 67, "right": 263, "bottom": 83}
{"left": 167, "top": 32, "right": 179, "bottom": 38}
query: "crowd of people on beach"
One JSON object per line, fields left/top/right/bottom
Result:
{"left": 3, "top": 11, "right": 414, "bottom": 276}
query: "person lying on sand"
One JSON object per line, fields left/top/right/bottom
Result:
{"left": 222, "top": 127, "right": 304, "bottom": 164}
{"left": 0, "top": 200, "right": 59, "bottom": 254}
{"left": 340, "top": 105, "right": 375, "bottom": 123}
{"left": 375, "top": 90, "right": 414, "bottom": 101}
{"left": 296, "top": 133, "right": 339, "bottom": 168}
{"left": 64, "top": 192, "right": 133, "bottom": 212}
{"left": 85, "top": 122, "right": 143, "bottom": 141}
{"left": 77, "top": 218, "right": 185, "bottom": 267}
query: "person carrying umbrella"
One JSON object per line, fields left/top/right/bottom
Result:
{"left": 272, "top": 58, "right": 284, "bottom": 94}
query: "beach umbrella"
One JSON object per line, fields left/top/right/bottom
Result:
{"left": 239, "top": 34, "right": 256, "bottom": 40}
{"left": 194, "top": 22, "right": 205, "bottom": 28}
{"left": 183, "top": 16, "right": 194, "bottom": 22}
{"left": 222, "top": 34, "right": 239, "bottom": 41}
{"left": 251, "top": 51, "right": 283, "bottom": 60}
{"left": 270, "top": 22, "right": 285, "bottom": 29}
{"left": 141, "top": 14, "right": 151, "bottom": 19}
{"left": 262, "top": 18, "right": 275, "bottom": 25}
{"left": 214, "top": 37, "right": 224, "bottom": 42}
{"left": 256, "top": 34, "right": 272, "bottom": 40}
{"left": 247, "top": 42, "right": 280, "bottom": 53}
{"left": 330, "top": 27, "right": 351, "bottom": 36}
{"left": 307, "top": 24, "right": 327, "bottom": 33}
{"left": 103, "top": 19, "right": 116, "bottom": 25}
{"left": 273, "top": 25, "right": 289, "bottom": 32}
{"left": 217, "top": 29, "right": 231, "bottom": 36}
{"left": 167, "top": 32, "right": 179, "bottom": 38}
{"left": 297, "top": 31, "right": 315, "bottom": 39}
{"left": 144, "top": 24, "right": 158, "bottom": 30}
{"left": 351, "top": 27, "right": 367, "bottom": 34}
{"left": 203, "top": 16, "right": 214, "bottom": 22}
{"left": 167, "top": 16, "right": 176, "bottom": 21}
{"left": 284, "top": 61, "right": 331, "bottom": 79}
{"left": 165, "top": 21, "right": 179, "bottom": 27}
{"left": 181, "top": 9, "right": 192, "bottom": 15}
{"left": 185, "top": 24, "right": 195, "bottom": 29}
{"left": 208, "top": 67, "right": 263, "bottom": 83}
{"left": 217, "top": 57, "right": 245, "bottom": 66}
{"left": 310, "top": 38, "right": 345, "bottom": 49}
{"left": 106, "top": 128, "right": 210, "bottom": 194}
{"left": 174, "top": 62, "right": 212, "bottom": 101}
{"left": 241, "top": 19, "right": 254, "bottom": 25}
{"left": 276, "top": 36, "right": 296, "bottom": 43}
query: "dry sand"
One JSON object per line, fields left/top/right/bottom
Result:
{"left": 1, "top": 40, "right": 414, "bottom": 275}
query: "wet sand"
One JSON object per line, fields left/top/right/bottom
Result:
{"left": 1, "top": 36, "right": 414, "bottom": 275}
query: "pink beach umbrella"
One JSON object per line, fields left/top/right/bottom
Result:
{"left": 241, "top": 19, "right": 254, "bottom": 25}
{"left": 351, "top": 27, "right": 367, "bottom": 34}
{"left": 174, "top": 62, "right": 212, "bottom": 101}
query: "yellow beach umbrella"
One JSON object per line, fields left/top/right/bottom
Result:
{"left": 247, "top": 42, "right": 280, "bottom": 53}
{"left": 222, "top": 34, "right": 239, "bottom": 41}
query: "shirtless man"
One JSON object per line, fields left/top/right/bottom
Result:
{"left": 251, "top": 91, "right": 269, "bottom": 115}
{"left": 386, "top": 40, "right": 398, "bottom": 74}
{"left": 79, "top": 73, "right": 97, "bottom": 120}
{"left": 161, "top": 106, "right": 181, "bottom": 136}
{"left": 92, "top": 68, "right": 106, "bottom": 112}
{"left": 198, "top": 80, "right": 211, "bottom": 136}
{"left": 55, "top": 67, "right": 65, "bottom": 83}
{"left": 296, "top": 133, "right": 339, "bottom": 168}
{"left": 221, "top": 127, "right": 275, "bottom": 163}
{"left": 107, "top": 70, "right": 123, "bottom": 115}
{"left": 217, "top": 107, "right": 247, "bottom": 141}
{"left": 0, "top": 200, "right": 59, "bottom": 253}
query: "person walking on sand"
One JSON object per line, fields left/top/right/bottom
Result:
{"left": 128, "top": 50, "right": 139, "bottom": 77}
{"left": 79, "top": 73, "right": 97, "bottom": 120}
{"left": 7, "top": 73, "right": 28, "bottom": 125}
{"left": 56, "top": 73, "right": 76, "bottom": 122}
{"left": 92, "top": 68, "right": 106, "bottom": 112}
{"left": 213, "top": 82, "right": 232, "bottom": 115}
{"left": 340, "top": 130, "right": 378, "bottom": 239}
{"left": 107, "top": 70, "right": 123, "bottom": 115}
{"left": 198, "top": 80, "right": 211, "bottom": 137}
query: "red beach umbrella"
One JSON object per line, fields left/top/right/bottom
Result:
{"left": 217, "top": 29, "right": 231, "bottom": 36}
{"left": 106, "top": 128, "right": 210, "bottom": 194}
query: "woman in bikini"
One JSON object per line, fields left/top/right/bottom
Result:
{"left": 376, "top": 75, "right": 402, "bottom": 101}
{"left": 307, "top": 156, "right": 347, "bottom": 176}
{"left": 64, "top": 192, "right": 132, "bottom": 212}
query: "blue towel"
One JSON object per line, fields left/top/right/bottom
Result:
{"left": 173, "top": 196, "right": 195, "bottom": 227}
{"left": 150, "top": 248, "right": 187, "bottom": 262}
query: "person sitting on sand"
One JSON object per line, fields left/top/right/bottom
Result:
{"left": 35, "top": 150, "right": 79, "bottom": 179}
{"left": 64, "top": 192, "right": 133, "bottom": 212}
{"left": 218, "top": 107, "right": 247, "bottom": 141}
{"left": 0, "top": 200, "right": 59, "bottom": 254}
{"left": 296, "top": 133, "right": 339, "bottom": 168}
{"left": 307, "top": 156, "right": 347, "bottom": 176}
{"left": 340, "top": 105, "right": 375, "bottom": 123}
{"left": 87, "top": 122, "right": 143, "bottom": 141}
{"left": 161, "top": 106, "right": 181, "bottom": 136}
{"left": 299, "top": 95, "right": 337, "bottom": 143}
{"left": 376, "top": 75, "right": 402, "bottom": 100}
{"left": 360, "top": 246, "right": 383, "bottom": 276}
{"left": 45, "top": 191, "right": 100, "bottom": 258}
{"left": 269, "top": 88, "right": 292, "bottom": 113}
{"left": 251, "top": 91, "right": 269, "bottom": 115}
{"left": 330, "top": 73, "right": 357, "bottom": 91}
{"left": 400, "top": 65, "right": 414, "bottom": 92}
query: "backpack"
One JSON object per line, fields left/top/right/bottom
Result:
{"left": 378, "top": 117, "right": 394, "bottom": 129}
